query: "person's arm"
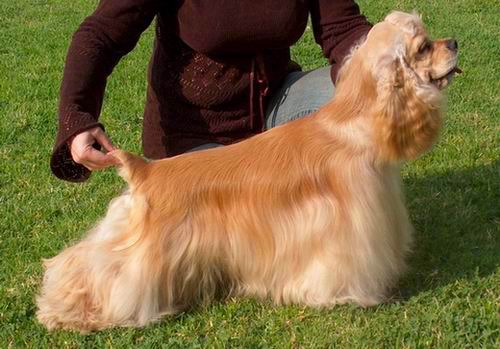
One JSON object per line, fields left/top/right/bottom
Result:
{"left": 51, "top": 0, "right": 159, "bottom": 182}
{"left": 310, "top": 0, "right": 372, "bottom": 82}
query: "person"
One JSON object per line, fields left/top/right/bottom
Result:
{"left": 50, "top": 0, "right": 372, "bottom": 182}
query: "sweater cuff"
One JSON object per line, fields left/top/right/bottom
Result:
{"left": 51, "top": 111, "right": 105, "bottom": 182}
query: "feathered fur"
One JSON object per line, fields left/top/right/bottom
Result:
{"left": 37, "top": 11, "right": 459, "bottom": 332}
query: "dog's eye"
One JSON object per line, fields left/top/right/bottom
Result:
{"left": 418, "top": 40, "right": 431, "bottom": 54}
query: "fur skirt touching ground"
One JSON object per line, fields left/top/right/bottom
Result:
{"left": 37, "top": 11, "right": 460, "bottom": 332}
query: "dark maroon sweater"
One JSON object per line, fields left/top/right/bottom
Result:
{"left": 51, "top": 0, "right": 371, "bottom": 182}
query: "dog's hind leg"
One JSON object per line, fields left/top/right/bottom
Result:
{"left": 37, "top": 156, "right": 174, "bottom": 331}
{"left": 37, "top": 192, "right": 175, "bottom": 331}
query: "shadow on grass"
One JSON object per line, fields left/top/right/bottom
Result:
{"left": 399, "top": 161, "right": 499, "bottom": 298}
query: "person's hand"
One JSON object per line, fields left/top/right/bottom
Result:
{"left": 69, "top": 126, "right": 120, "bottom": 171}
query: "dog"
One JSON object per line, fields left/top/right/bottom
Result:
{"left": 37, "top": 11, "right": 460, "bottom": 332}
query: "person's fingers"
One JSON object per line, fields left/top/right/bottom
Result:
{"left": 101, "top": 152, "right": 122, "bottom": 167}
{"left": 73, "top": 146, "right": 104, "bottom": 170}
{"left": 107, "top": 150, "right": 124, "bottom": 166}
{"left": 77, "top": 147, "right": 119, "bottom": 170}
{"left": 70, "top": 128, "right": 99, "bottom": 161}
{"left": 71, "top": 141, "right": 92, "bottom": 166}
{"left": 91, "top": 128, "right": 116, "bottom": 153}
{"left": 69, "top": 127, "right": 120, "bottom": 170}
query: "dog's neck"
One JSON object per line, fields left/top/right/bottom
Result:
{"left": 314, "top": 57, "right": 379, "bottom": 159}
{"left": 315, "top": 53, "right": 443, "bottom": 164}
{"left": 330, "top": 55, "right": 378, "bottom": 122}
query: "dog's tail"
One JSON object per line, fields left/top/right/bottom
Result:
{"left": 110, "top": 149, "right": 148, "bottom": 188}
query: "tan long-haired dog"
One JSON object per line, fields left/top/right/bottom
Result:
{"left": 37, "top": 11, "right": 460, "bottom": 332}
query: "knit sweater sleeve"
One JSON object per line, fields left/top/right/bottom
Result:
{"left": 51, "top": 0, "right": 159, "bottom": 182}
{"left": 310, "top": 0, "right": 372, "bottom": 82}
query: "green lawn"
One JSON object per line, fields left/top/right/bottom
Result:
{"left": 1, "top": 0, "right": 498, "bottom": 347}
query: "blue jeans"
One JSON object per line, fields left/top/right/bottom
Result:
{"left": 188, "top": 65, "right": 334, "bottom": 152}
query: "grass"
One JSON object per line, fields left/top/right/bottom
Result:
{"left": 0, "top": 0, "right": 498, "bottom": 347}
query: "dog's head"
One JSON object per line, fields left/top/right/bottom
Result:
{"left": 368, "top": 11, "right": 461, "bottom": 90}
{"left": 335, "top": 11, "right": 461, "bottom": 162}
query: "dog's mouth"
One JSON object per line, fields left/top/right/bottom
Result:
{"left": 430, "top": 66, "right": 463, "bottom": 89}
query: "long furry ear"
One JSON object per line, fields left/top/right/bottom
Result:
{"left": 373, "top": 57, "right": 443, "bottom": 161}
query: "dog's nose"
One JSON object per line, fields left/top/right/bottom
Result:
{"left": 446, "top": 39, "right": 458, "bottom": 51}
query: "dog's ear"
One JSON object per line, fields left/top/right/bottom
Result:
{"left": 110, "top": 150, "right": 148, "bottom": 185}
{"left": 375, "top": 54, "right": 405, "bottom": 89}
{"left": 388, "top": 58, "right": 405, "bottom": 89}
{"left": 373, "top": 56, "right": 443, "bottom": 161}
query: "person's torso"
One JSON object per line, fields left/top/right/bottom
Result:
{"left": 145, "top": 0, "right": 310, "bottom": 150}
{"left": 173, "top": 0, "right": 309, "bottom": 55}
